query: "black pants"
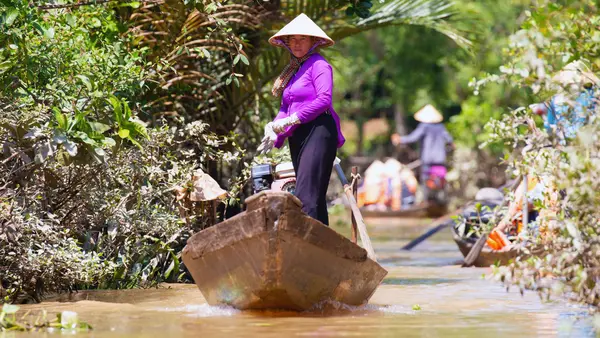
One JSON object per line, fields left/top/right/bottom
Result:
{"left": 289, "top": 113, "right": 338, "bottom": 226}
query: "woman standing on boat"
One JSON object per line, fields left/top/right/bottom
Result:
{"left": 258, "top": 14, "right": 345, "bottom": 226}
{"left": 391, "top": 104, "right": 454, "bottom": 201}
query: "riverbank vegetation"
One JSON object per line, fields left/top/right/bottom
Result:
{"left": 480, "top": 0, "right": 600, "bottom": 309}
{"left": 0, "top": 0, "right": 468, "bottom": 303}
{"left": 2, "top": 0, "right": 600, "bottom": 316}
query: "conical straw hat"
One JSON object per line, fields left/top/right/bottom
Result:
{"left": 269, "top": 13, "right": 334, "bottom": 48}
{"left": 553, "top": 60, "right": 600, "bottom": 87}
{"left": 414, "top": 104, "right": 443, "bottom": 123}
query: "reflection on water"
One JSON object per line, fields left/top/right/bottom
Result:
{"left": 10, "top": 216, "right": 596, "bottom": 337}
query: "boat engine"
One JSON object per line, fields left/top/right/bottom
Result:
{"left": 251, "top": 164, "right": 274, "bottom": 193}
{"left": 251, "top": 162, "right": 296, "bottom": 195}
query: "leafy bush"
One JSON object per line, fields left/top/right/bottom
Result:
{"left": 0, "top": 2, "right": 243, "bottom": 302}
{"left": 475, "top": 0, "right": 600, "bottom": 308}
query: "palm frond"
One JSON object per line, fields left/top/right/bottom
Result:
{"left": 330, "top": 0, "right": 472, "bottom": 51}
{"left": 128, "top": 0, "right": 262, "bottom": 125}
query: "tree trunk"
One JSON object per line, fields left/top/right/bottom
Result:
{"left": 394, "top": 102, "right": 407, "bottom": 135}
{"left": 356, "top": 118, "right": 365, "bottom": 156}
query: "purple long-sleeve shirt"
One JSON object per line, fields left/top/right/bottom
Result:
{"left": 400, "top": 123, "right": 453, "bottom": 165}
{"left": 273, "top": 53, "right": 345, "bottom": 149}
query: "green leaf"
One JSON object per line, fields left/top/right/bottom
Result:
{"left": 358, "top": 1, "right": 373, "bottom": 9}
{"left": 0, "top": 60, "right": 13, "bottom": 73}
{"left": 226, "top": 77, "right": 232, "bottom": 85}
{"left": 127, "top": 136, "right": 142, "bottom": 150}
{"left": 123, "top": 1, "right": 141, "bottom": 8}
{"left": 202, "top": 48, "right": 211, "bottom": 58}
{"left": 45, "top": 27, "right": 55, "bottom": 39}
{"left": 346, "top": 6, "right": 355, "bottom": 17}
{"left": 53, "top": 108, "right": 67, "bottom": 130}
{"left": 3, "top": 304, "right": 19, "bottom": 314}
{"left": 4, "top": 8, "right": 19, "bottom": 27}
{"left": 91, "top": 18, "right": 102, "bottom": 28}
{"left": 94, "top": 147, "right": 106, "bottom": 157}
{"left": 89, "top": 122, "right": 110, "bottom": 134}
{"left": 123, "top": 101, "right": 132, "bottom": 120}
{"left": 118, "top": 129, "right": 130, "bottom": 138}
{"left": 164, "top": 260, "right": 175, "bottom": 279}
{"left": 32, "top": 22, "right": 45, "bottom": 35}
{"left": 65, "top": 14, "right": 76, "bottom": 27}
{"left": 239, "top": 54, "right": 249, "bottom": 65}
{"left": 102, "top": 137, "right": 116, "bottom": 147}
{"left": 233, "top": 54, "right": 241, "bottom": 65}
{"left": 206, "top": 2, "right": 217, "bottom": 13}
{"left": 129, "top": 121, "right": 148, "bottom": 139}
{"left": 76, "top": 75, "right": 93, "bottom": 91}
{"left": 74, "top": 131, "right": 96, "bottom": 145}
{"left": 109, "top": 96, "right": 123, "bottom": 124}
{"left": 356, "top": 7, "right": 370, "bottom": 18}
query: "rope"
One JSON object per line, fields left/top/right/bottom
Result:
{"left": 350, "top": 172, "right": 361, "bottom": 189}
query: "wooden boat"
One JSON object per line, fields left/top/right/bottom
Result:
{"left": 182, "top": 191, "right": 388, "bottom": 311}
{"left": 360, "top": 202, "right": 448, "bottom": 219}
{"left": 451, "top": 221, "right": 518, "bottom": 267}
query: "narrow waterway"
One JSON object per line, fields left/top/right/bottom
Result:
{"left": 7, "top": 216, "right": 595, "bottom": 337}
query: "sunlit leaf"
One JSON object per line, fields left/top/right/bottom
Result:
{"left": 2, "top": 304, "right": 19, "bottom": 314}
{"left": 76, "top": 75, "right": 93, "bottom": 91}
{"left": 4, "top": 8, "right": 19, "bottom": 27}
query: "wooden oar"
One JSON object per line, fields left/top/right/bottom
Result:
{"left": 333, "top": 159, "right": 377, "bottom": 261}
{"left": 400, "top": 208, "right": 463, "bottom": 250}
{"left": 401, "top": 176, "right": 520, "bottom": 251}
{"left": 462, "top": 175, "right": 523, "bottom": 267}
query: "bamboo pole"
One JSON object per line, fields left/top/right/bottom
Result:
{"left": 351, "top": 166, "right": 359, "bottom": 244}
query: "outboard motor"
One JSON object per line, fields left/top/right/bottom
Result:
{"left": 251, "top": 164, "right": 274, "bottom": 194}
{"left": 251, "top": 162, "right": 296, "bottom": 195}
{"left": 271, "top": 162, "right": 296, "bottom": 195}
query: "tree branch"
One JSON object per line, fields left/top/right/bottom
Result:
{"left": 35, "top": 0, "right": 161, "bottom": 10}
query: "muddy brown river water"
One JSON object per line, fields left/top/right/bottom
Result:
{"left": 5, "top": 216, "right": 596, "bottom": 337}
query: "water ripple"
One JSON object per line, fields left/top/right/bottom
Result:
{"left": 156, "top": 304, "right": 240, "bottom": 317}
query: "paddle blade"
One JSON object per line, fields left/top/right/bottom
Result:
{"left": 462, "top": 233, "right": 489, "bottom": 267}
{"left": 401, "top": 222, "right": 449, "bottom": 250}
{"left": 401, "top": 208, "right": 462, "bottom": 251}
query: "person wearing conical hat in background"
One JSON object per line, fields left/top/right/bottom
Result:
{"left": 257, "top": 13, "right": 345, "bottom": 226}
{"left": 530, "top": 60, "right": 599, "bottom": 144}
{"left": 391, "top": 104, "right": 455, "bottom": 201}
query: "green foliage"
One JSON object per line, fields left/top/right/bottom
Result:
{"left": 477, "top": 0, "right": 600, "bottom": 309}
{"left": 0, "top": 0, "right": 473, "bottom": 303}
{"left": 0, "top": 1, "right": 242, "bottom": 303}
{"left": 0, "top": 304, "right": 91, "bottom": 332}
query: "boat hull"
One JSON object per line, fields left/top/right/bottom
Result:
{"left": 451, "top": 225, "right": 518, "bottom": 267}
{"left": 182, "top": 192, "right": 388, "bottom": 311}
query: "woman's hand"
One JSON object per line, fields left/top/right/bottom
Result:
{"left": 257, "top": 122, "right": 277, "bottom": 154}
{"left": 272, "top": 114, "right": 300, "bottom": 134}
{"left": 391, "top": 133, "right": 401, "bottom": 146}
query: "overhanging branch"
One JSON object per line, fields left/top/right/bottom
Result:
{"left": 35, "top": 0, "right": 162, "bottom": 10}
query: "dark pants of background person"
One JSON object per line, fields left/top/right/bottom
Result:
{"left": 289, "top": 113, "right": 338, "bottom": 226}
